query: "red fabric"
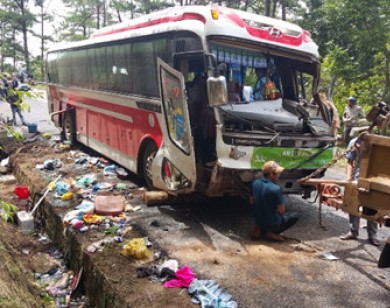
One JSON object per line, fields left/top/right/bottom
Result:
{"left": 163, "top": 266, "right": 195, "bottom": 288}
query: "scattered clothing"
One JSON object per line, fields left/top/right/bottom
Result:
{"left": 163, "top": 266, "right": 196, "bottom": 288}
{"left": 188, "top": 279, "right": 238, "bottom": 308}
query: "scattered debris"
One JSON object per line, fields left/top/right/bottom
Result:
{"left": 322, "top": 252, "right": 339, "bottom": 261}
{"left": 0, "top": 174, "right": 16, "bottom": 184}
{"left": 121, "top": 237, "right": 151, "bottom": 259}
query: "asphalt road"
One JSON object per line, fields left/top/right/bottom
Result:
{"left": 1, "top": 93, "right": 389, "bottom": 307}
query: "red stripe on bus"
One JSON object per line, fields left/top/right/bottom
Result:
{"left": 91, "top": 13, "right": 206, "bottom": 38}
{"left": 59, "top": 91, "right": 163, "bottom": 158}
{"left": 66, "top": 93, "right": 137, "bottom": 115}
{"left": 245, "top": 26, "right": 303, "bottom": 46}
{"left": 221, "top": 9, "right": 305, "bottom": 47}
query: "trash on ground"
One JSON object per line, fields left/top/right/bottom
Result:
{"left": 322, "top": 252, "right": 339, "bottom": 261}
{"left": 121, "top": 237, "right": 150, "bottom": 259}
{"left": 86, "top": 237, "right": 121, "bottom": 253}
{"left": 15, "top": 185, "right": 30, "bottom": 199}
{"left": 0, "top": 174, "right": 16, "bottom": 184}
{"left": 94, "top": 195, "right": 125, "bottom": 216}
{"left": 163, "top": 266, "right": 196, "bottom": 288}
{"left": 188, "top": 279, "right": 238, "bottom": 308}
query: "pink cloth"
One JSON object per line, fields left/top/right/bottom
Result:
{"left": 163, "top": 266, "right": 195, "bottom": 288}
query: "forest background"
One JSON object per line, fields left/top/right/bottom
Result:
{"left": 0, "top": 0, "right": 389, "bottom": 117}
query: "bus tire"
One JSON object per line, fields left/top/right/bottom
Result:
{"left": 141, "top": 141, "right": 158, "bottom": 190}
{"left": 62, "top": 109, "right": 77, "bottom": 144}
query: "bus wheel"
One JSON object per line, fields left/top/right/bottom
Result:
{"left": 142, "top": 142, "right": 158, "bottom": 190}
{"left": 62, "top": 109, "right": 76, "bottom": 144}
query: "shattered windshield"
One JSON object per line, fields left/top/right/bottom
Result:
{"left": 208, "top": 42, "right": 330, "bottom": 136}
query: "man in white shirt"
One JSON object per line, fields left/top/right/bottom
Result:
{"left": 342, "top": 96, "right": 365, "bottom": 145}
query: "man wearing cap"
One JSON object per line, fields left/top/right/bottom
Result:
{"left": 342, "top": 96, "right": 365, "bottom": 145}
{"left": 250, "top": 161, "right": 299, "bottom": 241}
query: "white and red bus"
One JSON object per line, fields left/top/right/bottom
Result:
{"left": 46, "top": 4, "right": 336, "bottom": 198}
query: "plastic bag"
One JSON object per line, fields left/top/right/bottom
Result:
{"left": 121, "top": 238, "right": 150, "bottom": 259}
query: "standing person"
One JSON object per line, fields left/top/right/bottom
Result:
{"left": 340, "top": 132, "right": 380, "bottom": 246}
{"left": 6, "top": 76, "right": 27, "bottom": 126}
{"left": 11, "top": 75, "right": 19, "bottom": 90}
{"left": 0, "top": 74, "right": 8, "bottom": 99}
{"left": 250, "top": 161, "right": 299, "bottom": 241}
{"left": 6, "top": 89, "right": 27, "bottom": 126}
{"left": 342, "top": 96, "right": 365, "bottom": 145}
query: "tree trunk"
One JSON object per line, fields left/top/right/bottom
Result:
{"left": 21, "top": 0, "right": 30, "bottom": 73}
{"left": 243, "top": 0, "right": 250, "bottom": 10}
{"left": 41, "top": 4, "right": 44, "bottom": 78}
{"left": 0, "top": 22, "right": 3, "bottom": 71}
{"left": 328, "top": 75, "right": 337, "bottom": 102}
{"left": 115, "top": 6, "right": 122, "bottom": 23}
{"left": 97, "top": 4, "right": 100, "bottom": 29}
{"left": 265, "top": 0, "right": 271, "bottom": 16}
{"left": 12, "top": 28, "right": 16, "bottom": 68}
{"left": 281, "top": 0, "right": 286, "bottom": 20}
{"left": 272, "top": 0, "right": 277, "bottom": 18}
{"left": 103, "top": 1, "right": 106, "bottom": 27}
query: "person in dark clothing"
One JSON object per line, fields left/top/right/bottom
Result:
{"left": 250, "top": 161, "right": 299, "bottom": 241}
{"left": 6, "top": 89, "right": 27, "bottom": 126}
{"left": 0, "top": 76, "right": 8, "bottom": 98}
{"left": 11, "top": 76, "right": 19, "bottom": 90}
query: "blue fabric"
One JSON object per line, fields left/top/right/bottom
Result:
{"left": 188, "top": 279, "right": 237, "bottom": 308}
{"left": 251, "top": 177, "right": 284, "bottom": 230}
{"left": 253, "top": 77, "right": 267, "bottom": 100}
{"left": 230, "top": 63, "right": 241, "bottom": 84}
{"left": 345, "top": 137, "right": 362, "bottom": 180}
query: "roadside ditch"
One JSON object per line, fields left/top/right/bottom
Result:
{"left": 1, "top": 136, "right": 236, "bottom": 307}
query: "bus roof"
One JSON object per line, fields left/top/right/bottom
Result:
{"left": 48, "top": 5, "right": 319, "bottom": 58}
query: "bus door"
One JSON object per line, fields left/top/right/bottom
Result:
{"left": 153, "top": 58, "right": 197, "bottom": 194}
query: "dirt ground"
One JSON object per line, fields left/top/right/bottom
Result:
{"left": 0, "top": 136, "right": 389, "bottom": 307}
{"left": 0, "top": 138, "right": 310, "bottom": 307}
{"left": 0, "top": 137, "right": 198, "bottom": 307}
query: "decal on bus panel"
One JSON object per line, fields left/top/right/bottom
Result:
{"left": 251, "top": 147, "right": 334, "bottom": 169}
{"left": 136, "top": 101, "right": 162, "bottom": 113}
{"left": 161, "top": 70, "right": 189, "bottom": 151}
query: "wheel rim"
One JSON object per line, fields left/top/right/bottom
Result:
{"left": 145, "top": 150, "right": 156, "bottom": 183}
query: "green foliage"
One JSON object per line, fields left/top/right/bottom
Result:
{"left": 303, "top": 0, "right": 390, "bottom": 117}
{"left": 0, "top": 200, "right": 18, "bottom": 222}
{"left": 3, "top": 125, "right": 24, "bottom": 141}
{"left": 6, "top": 89, "right": 32, "bottom": 113}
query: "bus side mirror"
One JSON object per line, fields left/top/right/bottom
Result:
{"left": 207, "top": 76, "right": 228, "bottom": 106}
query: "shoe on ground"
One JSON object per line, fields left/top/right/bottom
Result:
{"left": 368, "top": 237, "right": 380, "bottom": 246}
{"left": 264, "top": 232, "right": 283, "bottom": 242}
{"left": 340, "top": 232, "right": 358, "bottom": 240}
